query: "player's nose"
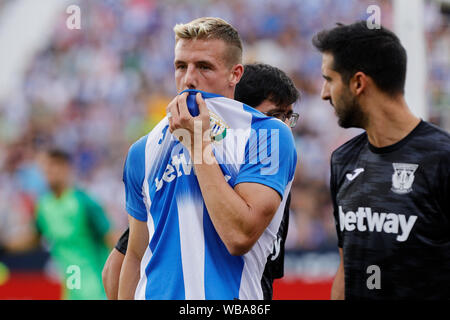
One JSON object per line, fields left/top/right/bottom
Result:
{"left": 183, "top": 65, "right": 197, "bottom": 90}
{"left": 321, "top": 82, "right": 330, "bottom": 101}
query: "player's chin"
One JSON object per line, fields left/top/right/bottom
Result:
{"left": 338, "top": 112, "right": 364, "bottom": 129}
{"left": 338, "top": 119, "right": 353, "bottom": 129}
{"left": 336, "top": 111, "right": 354, "bottom": 129}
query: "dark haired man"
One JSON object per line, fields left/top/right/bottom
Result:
{"left": 102, "top": 63, "right": 299, "bottom": 300}
{"left": 235, "top": 63, "right": 299, "bottom": 129}
{"left": 313, "top": 21, "right": 450, "bottom": 299}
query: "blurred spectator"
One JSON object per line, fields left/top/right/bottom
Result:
{"left": 0, "top": 139, "right": 47, "bottom": 253}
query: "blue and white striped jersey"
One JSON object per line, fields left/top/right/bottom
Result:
{"left": 123, "top": 90, "right": 297, "bottom": 300}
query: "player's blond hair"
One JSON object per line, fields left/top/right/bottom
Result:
{"left": 173, "top": 17, "right": 243, "bottom": 66}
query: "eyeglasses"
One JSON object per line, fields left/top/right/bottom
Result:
{"left": 263, "top": 110, "right": 299, "bottom": 128}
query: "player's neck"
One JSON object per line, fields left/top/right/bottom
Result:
{"left": 51, "top": 184, "right": 69, "bottom": 198}
{"left": 364, "top": 95, "right": 421, "bottom": 148}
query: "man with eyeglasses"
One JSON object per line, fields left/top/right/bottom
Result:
{"left": 264, "top": 110, "right": 299, "bottom": 129}
{"left": 102, "top": 62, "right": 299, "bottom": 300}
{"left": 234, "top": 63, "right": 299, "bottom": 299}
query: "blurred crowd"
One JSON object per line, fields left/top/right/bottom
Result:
{"left": 0, "top": 0, "right": 449, "bottom": 255}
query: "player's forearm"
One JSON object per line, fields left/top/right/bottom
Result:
{"left": 331, "top": 251, "right": 345, "bottom": 300}
{"left": 102, "top": 249, "right": 125, "bottom": 300}
{"left": 193, "top": 146, "right": 257, "bottom": 255}
{"left": 118, "top": 251, "right": 141, "bottom": 300}
{"left": 331, "top": 273, "right": 345, "bottom": 300}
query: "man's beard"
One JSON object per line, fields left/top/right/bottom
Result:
{"left": 334, "top": 91, "right": 366, "bottom": 129}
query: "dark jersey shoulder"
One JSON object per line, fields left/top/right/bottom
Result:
{"left": 420, "top": 120, "right": 450, "bottom": 142}
{"left": 331, "top": 131, "right": 368, "bottom": 165}
{"left": 400, "top": 121, "right": 450, "bottom": 158}
{"left": 331, "top": 121, "right": 450, "bottom": 187}
{"left": 332, "top": 121, "right": 450, "bottom": 160}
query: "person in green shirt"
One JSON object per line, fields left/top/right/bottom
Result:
{"left": 34, "top": 149, "right": 116, "bottom": 300}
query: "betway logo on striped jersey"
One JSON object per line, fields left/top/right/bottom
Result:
{"left": 155, "top": 153, "right": 193, "bottom": 192}
{"left": 338, "top": 206, "right": 418, "bottom": 242}
{"left": 154, "top": 152, "right": 232, "bottom": 192}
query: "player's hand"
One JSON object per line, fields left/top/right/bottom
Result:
{"left": 167, "top": 92, "right": 211, "bottom": 157}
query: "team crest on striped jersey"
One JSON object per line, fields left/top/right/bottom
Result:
{"left": 209, "top": 111, "right": 229, "bottom": 143}
{"left": 391, "top": 163, "right": 419, "bottom": 195}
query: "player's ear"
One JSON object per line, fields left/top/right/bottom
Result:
{"left": 228, "top": 64, "right": 244, "bottom": 87}
{"left": 351, "top": 72, "right": 368, "bottom": 96}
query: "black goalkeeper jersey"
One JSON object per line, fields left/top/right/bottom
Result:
{"left": 330, "top": 120, "right": 450, "bottom": 300}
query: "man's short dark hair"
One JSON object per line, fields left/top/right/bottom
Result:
{"left": 312, "top": 21, "right": 407, "bottom": 96}
{"left": 235, "top": 63, "right": 299, "bottom": 110}
{"left": 46, "top": 148, "right": 72, "bottom": 164}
